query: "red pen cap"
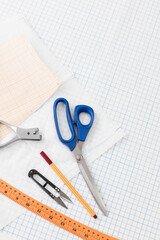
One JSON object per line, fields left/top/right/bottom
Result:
{"left": 40, "top": 151, "right": 52, "bottom": 165}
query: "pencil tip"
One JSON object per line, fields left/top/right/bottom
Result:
{"left": 93, "top": 215, "right": 97, "bottom": 219}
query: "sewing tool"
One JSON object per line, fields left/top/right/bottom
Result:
{"left": 0, "top": 120, "right": 41, "bottom": 148}
{"left": 0, "top": 178, "right": 119, "bottom": 240}
{"left": 40, "top": 151, "right": 97, "bottom": 218}
{"left": 28, "top": 169, "right": 72, "bottom": 209}
{"left": 53, "top": 98, "right": 107, "bottom": 216}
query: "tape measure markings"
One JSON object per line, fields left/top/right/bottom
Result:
{"left": 0, "top": 179, "right": 119, "bottom": 240}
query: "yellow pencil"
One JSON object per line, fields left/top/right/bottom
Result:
{"left": 40, "top": 151, "right": 97, "bottom": 219}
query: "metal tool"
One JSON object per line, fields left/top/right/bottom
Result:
{"left": 0, "top": 120, "right": 42, "bottom": 148}
{"left": 53, "top": 98, "right": 107, "bottom": 216}
{"left": 28, "top": 169, "right": 72, "bottom": 209}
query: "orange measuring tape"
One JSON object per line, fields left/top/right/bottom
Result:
{"left": 0, "top": 179, "right": 119, "bottom": 240}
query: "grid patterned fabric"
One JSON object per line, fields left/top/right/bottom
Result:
{"left": 0, "top": 0, "right": 160, "bottom": 239}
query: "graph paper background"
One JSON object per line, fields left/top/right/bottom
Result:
{"left": 0, "top": 0, "right": 159, "bottom": 239}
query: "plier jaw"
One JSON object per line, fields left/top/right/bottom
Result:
{"left": 17, "top": 127, "right": 42, "bottom": 140}
{"left": 0, "top": 120, "right": 42, "bottom": 148}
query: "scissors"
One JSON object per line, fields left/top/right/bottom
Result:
{"left": 53, "top": 97, "right": 107, "bottom": 216}
{"left": 28, "top": 169, "right": 72, "bottom": 209}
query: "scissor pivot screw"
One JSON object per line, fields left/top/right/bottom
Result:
{"left": 76, "top": 155, "right": 82, "bottom": 162}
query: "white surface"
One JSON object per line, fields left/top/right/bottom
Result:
{"left": 0, "top": 1, "right": 159, "bottom": 239}
{"left": 0, "top": 17, "right": 124, "bottom": 230}
{"left": 0, "top": 231, "right": 22, "bottom": 240}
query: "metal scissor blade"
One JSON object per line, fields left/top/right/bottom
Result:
{"left": 60, "top": 190, "right": 72, "bottom": 203}
{"left": 28, "top": 169, "right": 69, "bottom": 209}
{"left": 77, "top": 156, "right": 108, "bottom": 216}
{"left": 54, "top": 196, "right": 68, "bottom": 209}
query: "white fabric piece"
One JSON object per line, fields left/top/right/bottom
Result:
{"left": 0, "top": 17, "right": 125, "bottom": 229}
{"left": 0, "top": 231, "right": 22, "bottom": 240}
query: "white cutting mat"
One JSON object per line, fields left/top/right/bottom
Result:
{"left": 0, "top": 0, "right": 160, "bottom": 240}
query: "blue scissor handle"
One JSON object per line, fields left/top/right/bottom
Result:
{"left": 74, "top": 105, "right": 94, "bottom": 142}
{"left": 53, "top": 98, "right": 77, "bottom": 151}
{"left": 53, "top": 98, "right": 94, "bottom": 151}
